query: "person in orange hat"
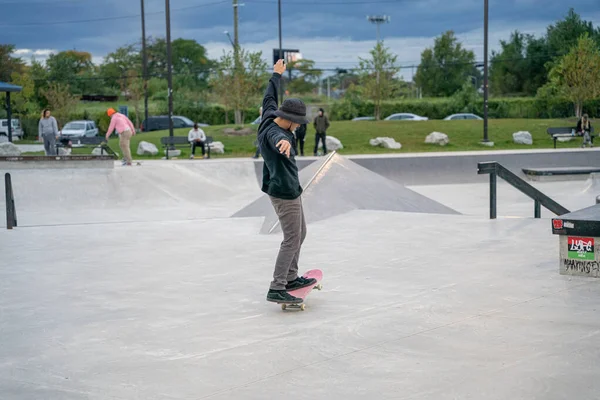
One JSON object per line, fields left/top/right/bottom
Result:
{"left": 105, "top": 108, "right": 136, "bottom": 166}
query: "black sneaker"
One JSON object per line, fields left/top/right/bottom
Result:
{"left": 285, "top": 276, "right": 317, "bottom": 291}
{"left": 267, "top": 289, "right": 303, "bottom": 304}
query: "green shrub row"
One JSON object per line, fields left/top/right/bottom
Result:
{"left": 330, "top": 98, "right": 600, "bottom": 120}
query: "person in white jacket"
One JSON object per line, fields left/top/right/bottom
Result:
{"left": 188, "top": 123, "right": 207, "bottom": 159}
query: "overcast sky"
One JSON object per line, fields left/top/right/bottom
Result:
{"left": 3, "top": 0, "right": 600, "bottom": 80}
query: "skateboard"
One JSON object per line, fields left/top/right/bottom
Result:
{"left": 279, "top": 269, "right": 323, "bottom": 311}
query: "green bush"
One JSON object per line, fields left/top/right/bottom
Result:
{"left": 330, "top": 97, "right": 600, "bottom": 121}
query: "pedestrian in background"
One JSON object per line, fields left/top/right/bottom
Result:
{"left": 38, "top": 108, "right": 58, "bottom": 156}
{"left": 313, "top": 108, "right": 330, "bottom": 156}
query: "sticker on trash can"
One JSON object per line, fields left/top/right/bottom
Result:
{"left": 568, "top": 237, "right": 595, "bottom": 261}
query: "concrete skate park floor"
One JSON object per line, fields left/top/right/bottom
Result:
{"left": 2, "top": 154, "right": 600, "bottom": 399}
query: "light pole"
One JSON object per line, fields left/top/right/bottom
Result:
{"left": 482, "top": 0, "right": 490, "bottom": 143}
{"left": 141, "top": 0, "right": 148, "bottom": 131}
{"left": 165, "top": 0, "right": 174, "bottom": 139}
{"left": 367, "top": 15, "right": 390, "bottom": 43}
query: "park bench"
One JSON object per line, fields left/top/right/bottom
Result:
{"left": 56, "top": 136, "right": 115, "bottom": 156}
{"left": 547, "top": 127, "right": 595, "bottom": 149}
{"left": 160, "top": 136, "right": 213, "bottom": 159}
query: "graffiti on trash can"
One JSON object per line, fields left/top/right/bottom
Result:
{"left": 562, "top": 258, "right": 600, "bottom": 274}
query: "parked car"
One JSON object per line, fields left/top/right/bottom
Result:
{"left": 141, "top": 116, "right": 208, "bottom": 132}
{"left": 384, "top": 113, "right": 428, "bottom": 121}
{"left": 0, "top": 118, "right": 24, "bottom": 141}
{"left": 444, "top": 113, "right": 483, "bottom": 120}
{"left": 59, "top": 120, "right": 98, "bottom": 138}
{"left": 352, "top": 116, "right": 376, "bottom": 121}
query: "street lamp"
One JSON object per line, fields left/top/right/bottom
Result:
{"left": 141, "top": 0, "right": 148, "bottom": 131}
{"left": 165, "top": 0, "right": 174, "bottom": 139}
{"left": 367, "top": 15, "right": 390, "bottom": 43}
{"left": 482, "top": 0, "right": 490, "bottom": 144}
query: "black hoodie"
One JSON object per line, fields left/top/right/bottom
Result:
{"left": 256, "top": 73, "right": 302, "bottom": 200}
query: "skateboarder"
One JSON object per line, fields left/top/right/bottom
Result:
{"left": 105, "top": 108, "right": 136, "bottom": 166}
{"left": 257, "top": 59, "right": 317, "bottom": 304}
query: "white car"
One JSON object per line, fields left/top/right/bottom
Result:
{"left": 0, "top": 119, "right": 24, "bottom": 141}
{"left": 444, "top": 113, "right": 483, "bottom": 120}
{"left": 384, "top": 113, "right": 428, "bottom": 121}
{"left": 59, "top": 120, "right": 98, "bottom": 139}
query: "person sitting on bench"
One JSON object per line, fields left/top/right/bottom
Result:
{"left": 188, "top": 123, "right": 207, "bottom": 158}
{"left": 577, "top": 114, "right": 593, "bottom": 148}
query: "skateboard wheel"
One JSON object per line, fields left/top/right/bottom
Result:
{"left": 300, "top": 304, "right": 305, "bottom": 311}
{"left": 281, "top": 304, "right": 286, "bottom": 310}
{"left": 316, "top": 284, "right": 323, "bottom": 290}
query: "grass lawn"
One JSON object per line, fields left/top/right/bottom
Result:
{"left": 19, "top": 118, "right": 593, "bottom": 159}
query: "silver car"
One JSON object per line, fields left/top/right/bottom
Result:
{"left": 384, "top": 113, "right": 428, "bottom": 121}
{"left": 59, "top": 120, "right": 98, "bottom": 138}
{"left": 0, "top": 119, "right": 24, "bottom": 141}
{"left": 444, "top": 113, "right": 483, "bottom": 120}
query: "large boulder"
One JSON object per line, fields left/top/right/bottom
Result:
{"left": 0, "top": 142, "right": 21, "bottom": 156}
{"left": 58, "top": 147, "right": 71, "bottom": 156}
{"left": 369, "top": 137, "right": 402, "bottom": 149}
{"left": 513, "top": 131, "right": 533, "bottom": 145}
{"left": 326, "top": 136, "right": 343, "bottom": 151}
{"left": 137, "top": 141, "right": 159, "bottom": 156}
{"left": 425, "top": 132, "right": 449, "bottom": 146}
{"left": 209, "top": 141, "right": 225, "bottom": 154}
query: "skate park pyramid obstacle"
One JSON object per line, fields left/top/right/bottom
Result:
{"left": 584, "top": 173, "right": 600, "bottom": 194}
{"left": 232, "top": 151, "right": 460, "bottom": 234}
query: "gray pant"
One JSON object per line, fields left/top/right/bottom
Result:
{"left": 269, "top": 195, "right": 307, "bottom": 290}
{"left": 43, "top": 134, "right": 57, "bottom": 156}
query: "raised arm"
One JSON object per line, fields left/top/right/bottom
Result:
{"left": 261, "top": 59, "right": 286, "bottom": 118}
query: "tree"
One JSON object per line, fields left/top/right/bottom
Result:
{"left": 0, "top": 44, "right": 25, "bottom": 82}
{"left": 146, "top": 37, "right": 213, "bottom": 88}
{"left": 40, "top": 83, "right": 81, "bottom": 128}
{"left": 45, "top": 50, "right": 94, "bottom": 94}
{"left": 414, "top": 31, "right": 476, "bottom": 97}
{"left": 546, "top": 8, "right": 600, "bottom": 59}
{"left": 547, "top": 34, "right": 600, "bottom": 117}
{"left": 210, "top": 48, "right": 269, "bottom": 125}
{"left": 287, "top": 59, "right": 322, "bottom": 94}
{"left": 489, "top": 31, "right": 529, "bottom": 95}
{"left": 357, "top": 42, "right": 401, "bottom": 120}
{"left": 125, "top": 70, "right": 145, "bottom": 130}
{"left": 101, "top": 44, "right": 141, "bottom": 90}
{"left": 9, "top": 71, "right": 36, "bottom": 116}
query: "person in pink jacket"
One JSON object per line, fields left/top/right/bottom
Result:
{"left": 105, "top": 108, "right": 136, "bottom": 166}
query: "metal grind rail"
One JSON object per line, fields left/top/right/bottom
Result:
{"left": 477, "top": 161, "right": 570, "bottom": 219}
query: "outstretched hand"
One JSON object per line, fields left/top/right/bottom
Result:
{"left": 276, "top": 139, "right": 291, "bottom": 158}
{"left": 274, "top": 59, "right": 286, "bottom": 75}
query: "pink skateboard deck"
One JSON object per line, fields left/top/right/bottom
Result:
{"left": 280, "top": 269, "right": 323, "bottom": 311}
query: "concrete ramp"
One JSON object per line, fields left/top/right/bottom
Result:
{"left": 1, "top": 160, "right": 263, "bottom": 227}
{"left": 232, "top": 152, "right": 460, "bottom": 234}
{"left": 584, "top": 173, "right": 600, "bottom": 193}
